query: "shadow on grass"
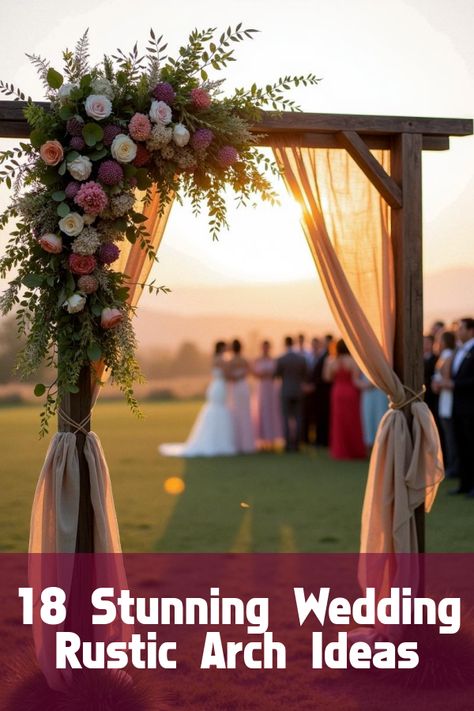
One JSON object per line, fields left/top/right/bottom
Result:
{"left": 154, "top": 449, "right": 368, "bottom": 553}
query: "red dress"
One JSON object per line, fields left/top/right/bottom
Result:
{"left": 329, "top": 366, "right": 366, "bottom": 460}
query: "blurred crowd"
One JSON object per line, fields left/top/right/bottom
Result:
{"left": 423, "top": 317, "right": 474, "bottom": 497}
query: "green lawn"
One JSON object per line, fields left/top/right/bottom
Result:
{"left": 0, "top": 400, "right": 471, "bottom": 552}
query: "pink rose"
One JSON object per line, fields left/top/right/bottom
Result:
{"left": 39, "top": 232, "right": 62, "bottom": 254}
{"left": 101, "top": 307, "right": 123, "bottom": 329}
{"left": 84, "top": 94, "right": 112, "bottom": 121}
{"left": 68, "top": 253, "right": 97, "bottom": 275}
{"left": 149, "top": 100, "right": 172, "bottom": 125}
{"left": 39, "top": 140, "right": 64, "bottom": 166}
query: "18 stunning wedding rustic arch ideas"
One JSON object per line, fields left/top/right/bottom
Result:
{"left": 0, "top": 27, "right": 472, "bottom": 564}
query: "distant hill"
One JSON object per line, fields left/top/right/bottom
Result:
{"left": 135, "top": 266, "right": 473, "bottom": 353}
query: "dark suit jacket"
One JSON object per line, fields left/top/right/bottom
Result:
{"left": 275, "top": 351, "right": 307, "bottom": 399}
{"left": 452, "top": 344, "right": 474, "bottom": 417}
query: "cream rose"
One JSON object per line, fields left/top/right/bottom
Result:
{"left": 101, "top": 307, "right": 123, "bottom": 329}
{"left": 91, "top": 77, "right": 114, "bottom": 99}
{"left": 84, "top": 94, "right": 112, "bottom": 121}
{"left": 149, "top": 100, "right": 172, "bottom": 125}
{"left": 68, "top": 155, "right": 93, "bottom": 181}
{"left": 38, "top": 233, "right": 62, "bottom": 254}
{"left": 57, "top": 83, "right": 78, "bottom": 102}
{"left": 64, "top": 293, "right": 87, "bottom": 314}
{"left": 111, "top": 134, "right": 138, "bottom": 164}
{"left": 58, "top": 212, "right": 84, "bottom": 237}
{"left": 173, "top": 123, "right": 191, "bottom": 147}
{"left": 39, "top": 140, "right": 64, "bottom": 166}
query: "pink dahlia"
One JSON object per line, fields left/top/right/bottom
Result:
{"left": 152, "top": 82, "right": 176, "bottom": 105}
{"left": 65, "top": 181, "right": 81, "bottom": 199}
{"left": 102, "top": 124, "right": 122, "bottom": 147}
{"left": 191, "top": 128, "right": 214, "bottom": 151}
{"left": 129, "top": 113, "right": 152, "bottom": 141}
{"left": 66, "top": 116, "right": 84, "bottom": 136}
{"left": 69, "top": 136, "right": 86, "bottom": 151}
{"left": 74, "top": 181, "right": 109, "bottom": 215}
{"left": 190, "top": 87, "right": 211, "bottom": 110}
{"left": 69, "top": 253, "right": 96, "bottom": 275}
{"left": 97, "top": 160, "right": 124, "bottom": 186}
{"left": 99, "top": 242, "right": 120, "bottom": 265}
{"left": 132, "top": 144, "right": 151, "bottom": 168}
{"left": 217, "top": 145, "right": 239, "bottom": 168}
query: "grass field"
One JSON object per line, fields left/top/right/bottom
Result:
{"left": 0, "top": 400, "right": 471, "bottom": 553}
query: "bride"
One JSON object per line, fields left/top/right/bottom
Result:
{"left": 159, "top": 341, "right": 237, "bottom": 457}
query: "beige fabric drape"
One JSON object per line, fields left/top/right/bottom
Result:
{"left": 273, "top": 145, "right": 444, "bottom": 567}
{"left": 92, "top": 188, "right": 174, "bottom": 401}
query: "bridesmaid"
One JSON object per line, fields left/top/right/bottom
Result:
{"left": 252, "top": 340, "right": 283, "bottom": 449}
{"left": 226, "top": 339, "right": 257, "bottom": 454}
{"left": 323, "top": 339, "right": 366, "bottom": 460}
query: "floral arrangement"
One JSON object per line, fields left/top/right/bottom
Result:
{"left": 0, "top": 27, "right": 318, "bottom": 433}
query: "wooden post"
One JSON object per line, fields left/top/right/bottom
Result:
{"left": 58, "top": 365, "right": 94, "bottom": 553}
{"left": 391, "top": 132, "right": 425, "bottom": 554}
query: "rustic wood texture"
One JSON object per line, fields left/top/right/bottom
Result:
{"left": 58, "top": 366, "right": 94, "bottom": 553}
{"left": 0, "top": 100, "right": 471, "bottom": 139}
{"left": 337, "top": 130, "right": 403, "bottom": 208}
{"left": 255, "top": 132, "right": 450, "bottom": 150}
{"left": 391, "top": 132, "right": 425, "bottom": 555}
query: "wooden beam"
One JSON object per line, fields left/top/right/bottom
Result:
{"left": 255, "top": 132, "right": 450, "bottom": 151}
{"left": 0, "top": 101, "right": 471, "bottom": 139}
{"left": 391, "top": 132, "right": 425, "bottom": 555}
{"left": 337, "top": 130, "right": 402, "bottom": 208}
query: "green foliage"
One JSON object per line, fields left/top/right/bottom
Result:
{"left": 0, "top": 26, "right": 319, "bottom": 433}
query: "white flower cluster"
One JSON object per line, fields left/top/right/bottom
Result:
{"left": 71, "top": 227, "right": 101, "bottom": 255}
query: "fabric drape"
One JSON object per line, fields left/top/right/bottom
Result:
{"left": 91, "top": 188, "right": 174, "bottom": 401}
{"left": 272, "top": 145, "right": 444, "bottom": 570}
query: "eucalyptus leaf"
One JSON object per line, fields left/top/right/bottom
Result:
{"left": 46, "top": 67, "right": 63, "bottom": 89}
{"left": 82, "top": 123, "right": 104, "bottom": 147}
{"left": 22, "top": 273, "right": 44, "bottom": 288}
{"left": 87, "top": 343, "right": 102, "bottom": 361}
{"left": 34, "top": 384, "right": 46, "bottom": 397}
{"left": 52, "top": 191, "right": 66, "bottom": 202}
{"left": 57, "top": 202, "right": 70, "bottom": 218}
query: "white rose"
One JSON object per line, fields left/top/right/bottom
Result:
{"left": 84, "top": 94, "right": 112, "bottom": 121}
{"left": 68, "top": 155, "right": 93, "bottom": 181}
{"left": 57, "top": 83, "right": 78, "bottom": 102}
{"left": 173, "top": 123, "right": 190, "bottom": 147}
{"left": 91, "top": 77, "right": 114, "bottom": 99}
{"left": 64, "top": 293, "right": 87, "bottom": 314}
{"left": 58, "top": 212, "right": 84, "bottom": 237}
{"left": 149, "top": 100, "right": 172, "bottom": 125}
{"left": 111, "top": 134, "right": 137, "bottom": 163}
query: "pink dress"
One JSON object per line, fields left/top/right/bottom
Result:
{"left": 228, "top": 368, "right": 256, "bottom": 454}
{"left": 253, "top": 357, "right": 283, "bottom": 443}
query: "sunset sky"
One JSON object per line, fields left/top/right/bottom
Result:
{"left": 0, "top": 0, "right": 473, "bottom": 325}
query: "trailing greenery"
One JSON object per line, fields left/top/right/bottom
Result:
{"left": 0, "top": 27, "right": 319, "bottom": 434}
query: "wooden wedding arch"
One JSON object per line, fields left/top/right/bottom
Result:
{"left": 1, "top": 100, "right": 472, "bottom": 553}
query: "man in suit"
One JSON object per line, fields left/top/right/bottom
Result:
{"left": 275, "top": 336, "right": 308, "bottom": 451}
{"left": 312, "top": 334, "right": 333, "bottom": 447}
{"left": 444, "top": 317, "right": 474, "bottom": 495}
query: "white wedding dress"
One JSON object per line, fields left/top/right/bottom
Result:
{"left": 159, "top": 367, "right": 237, "bottom": 457}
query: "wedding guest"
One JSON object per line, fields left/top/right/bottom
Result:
{"left": 312, "top": 335, "right": 333, "bottom": 447}
{"left": 323, "top": 340, "right": 366, "bottom": 460}
{"left": 252, "top": 340, "right": 282, "bottom": 449}
{"left": 226, "top": 339, "right": 256, "bottom": 454}
{"left": 275, "top": 336, "right": 308, "bottom": 452}
{"left": 357, "top": 373, "right": 388, "bottom": 455}
{"left": 441, "top": 318, "right": 474, "bottom": 496}
{"left": 432, "top": 331, "right": 458, "bottom": 479}
{"left": 297, "top": 333, "right": 314, "bottom": 444}
{"left": 423, "top": 335, "right": 439, "bottom": 419}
